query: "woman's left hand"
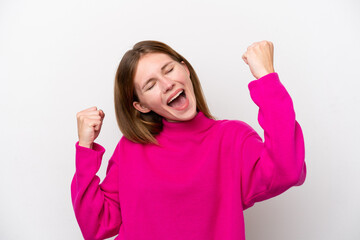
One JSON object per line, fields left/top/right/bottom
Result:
{"left": 242, "top": 40, "right": 275, "bottom": 79}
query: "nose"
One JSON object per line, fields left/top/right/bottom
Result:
{"left": 160, "top": 77, "right": 175, "bottom": 93}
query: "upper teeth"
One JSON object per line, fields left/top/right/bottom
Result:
{"left": 168, "top": 90, "right": 183, "bottom": 104}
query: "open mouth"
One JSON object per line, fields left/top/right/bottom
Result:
{"left": 167, "top": 90, "right": 187, "bottom": 109}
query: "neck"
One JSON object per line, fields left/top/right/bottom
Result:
{"left": 158, "top": 111, "right": 215, "bottom": 137}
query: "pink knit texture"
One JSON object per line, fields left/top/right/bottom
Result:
{"left": 71, "top": 72, "right": 306, "bottom": 240}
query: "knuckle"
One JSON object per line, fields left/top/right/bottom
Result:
{"left": 263, "top": 40, "right": 271, "bottom": 46}
{"left": 251, "top": 43, "right": 259, "bottom": 49}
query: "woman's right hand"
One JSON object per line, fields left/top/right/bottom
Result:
{"left": 76, "top": 106, "right": 105, "bottom": 149}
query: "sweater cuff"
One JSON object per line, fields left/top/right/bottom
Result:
{"left": 247, "top": 72, "right": 291, "bottom": 106}
{"left": 248, "top": 72, "right": 280, "bottom": 92}
{"left": 75, "top": 141, "right": 105, "bottom": 175}
{"left": 75, "top": 141, "right": 105, "bottom": 152}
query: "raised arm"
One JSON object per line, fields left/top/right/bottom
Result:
{"left": 71, "top": 141, "right": 122, "bottom": 239}
{"left": 240, "top": 41, "right": 306, "bottom": 209}
{"left": 71, "top": 107, "right": 122, "bottom": 239}
{"left": 240, "top": 72, "right": 306, "bottom": 209}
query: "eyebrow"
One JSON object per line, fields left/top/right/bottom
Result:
{"left": 141, "top": 61, "right": 173, "bottom": 90}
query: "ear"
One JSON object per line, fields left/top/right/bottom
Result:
{"left": 181, "top": 61, "right": 190, "bottom": 76}
{"left": 133, "top": 101, "right": 151, "bottom": 113}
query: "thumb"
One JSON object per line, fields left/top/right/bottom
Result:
{"left": 242, "top": 53, "right": 248, "bottom": 65}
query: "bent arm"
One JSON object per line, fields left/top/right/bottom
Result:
{"left": 71, "top": 141, "right": 122, "bottom": 239}
{"left": 240, "top": 72, "right": 306, "bottom": 210}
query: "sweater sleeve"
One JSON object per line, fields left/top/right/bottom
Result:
{"left": 71, "top": 140, "right": 122, "bottom": 240}
{"left": 240, "top": 72, "right": 307, "bottom": 210}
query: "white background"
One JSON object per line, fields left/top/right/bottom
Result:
{"left": 1, "top": 0, "right": 359, "bottom": 239}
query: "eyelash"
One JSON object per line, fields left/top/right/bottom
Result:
{"left": 146, "top": 67, "right": 174, "bottom": 90}
{"left": 148, "top": 83, "right": 155, "bottom": 90}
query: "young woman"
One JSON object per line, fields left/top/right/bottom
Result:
{"left": 71, "top": 40, "right": 306, "bottom": 240}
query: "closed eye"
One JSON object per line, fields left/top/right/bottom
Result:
{"left": 146, "top": 66, "right": 173, "bottom": 91}
{"left": 147, "top": 82, "right": 155, "bottom": 90}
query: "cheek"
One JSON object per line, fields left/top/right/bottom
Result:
{"left": 146, "top": 92, "right": 163, "bottom": 108}
{"left": 181, "top": 71, "right": 192, "bottom": 85}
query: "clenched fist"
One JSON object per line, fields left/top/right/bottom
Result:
{"left": 242, "top": 40, "right": 275, "bottom": 80}
{"left": 76, "top": 106, "right": 105, "bottom": 149}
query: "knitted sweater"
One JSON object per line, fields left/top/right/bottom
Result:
{"left": 71, "top": 72, "right": 307, "bottom": 240}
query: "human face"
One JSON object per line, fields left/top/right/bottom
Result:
{"left": 132, "top": 52, "right": 197, "bottom": 122}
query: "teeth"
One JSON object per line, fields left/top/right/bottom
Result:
{"left": 168, "top": 90, "right": 183, "bottom": 104}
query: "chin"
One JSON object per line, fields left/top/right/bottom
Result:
{"left": 163, "top": 105, "right": 197, "bottom": 122}
{"left": 175, "top": 106, "right": 198, "bottom": 121}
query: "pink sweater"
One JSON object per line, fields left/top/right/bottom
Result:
{"left": 71, "top": 72, "right": 306, "bottom": 240}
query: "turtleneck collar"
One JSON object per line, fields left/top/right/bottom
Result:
{"left": 159, "top": 111, "right": 216, "bottom": 136}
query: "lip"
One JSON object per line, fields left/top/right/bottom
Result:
{"left": 172, "top": 94, "right": 189, "bottom": 111}
{"left": 166, "top": 88, "right": 184, "bottom": 105}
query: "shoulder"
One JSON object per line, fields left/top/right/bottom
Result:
{"left": 109, "top": 136, "right": 134, "bottom": 156}
{"left": 202, "top": 118, "right": 260, "bottom": 151}
{"left": 111, "top": 136, "right": 144, "bottom": 160}
{"left": 118, "top": 135, "right": 138, "bottom": 147}
{"left": 117, "top": 135, "right": 154, "bottom": 149}
{"left": 215, "top": 118, "right": 256, "bottom": 135}
{"left": 208, "top": 118, "right": 258, "bottom": 144}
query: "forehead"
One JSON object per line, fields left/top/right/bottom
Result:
{"left": 134, "top": 53, "right": 173, "bottom": 85}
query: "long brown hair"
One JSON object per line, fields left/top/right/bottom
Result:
{"left": 114, "top": 40, "right": 215, "bottom": 145}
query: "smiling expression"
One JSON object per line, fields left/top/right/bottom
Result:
{"left": 132, "top": 52, "right": 197, "bottom": 122}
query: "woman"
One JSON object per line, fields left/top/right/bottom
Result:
{"left": 71, "top": 40, "right": 307, "bottom": 240}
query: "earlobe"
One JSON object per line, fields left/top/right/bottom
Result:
{"left": 133, "top": 101, "right": 151, "bottom": 113}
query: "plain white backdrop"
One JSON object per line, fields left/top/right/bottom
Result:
{"left": 1, "top": 0, "right": 359, "bottom": 239}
